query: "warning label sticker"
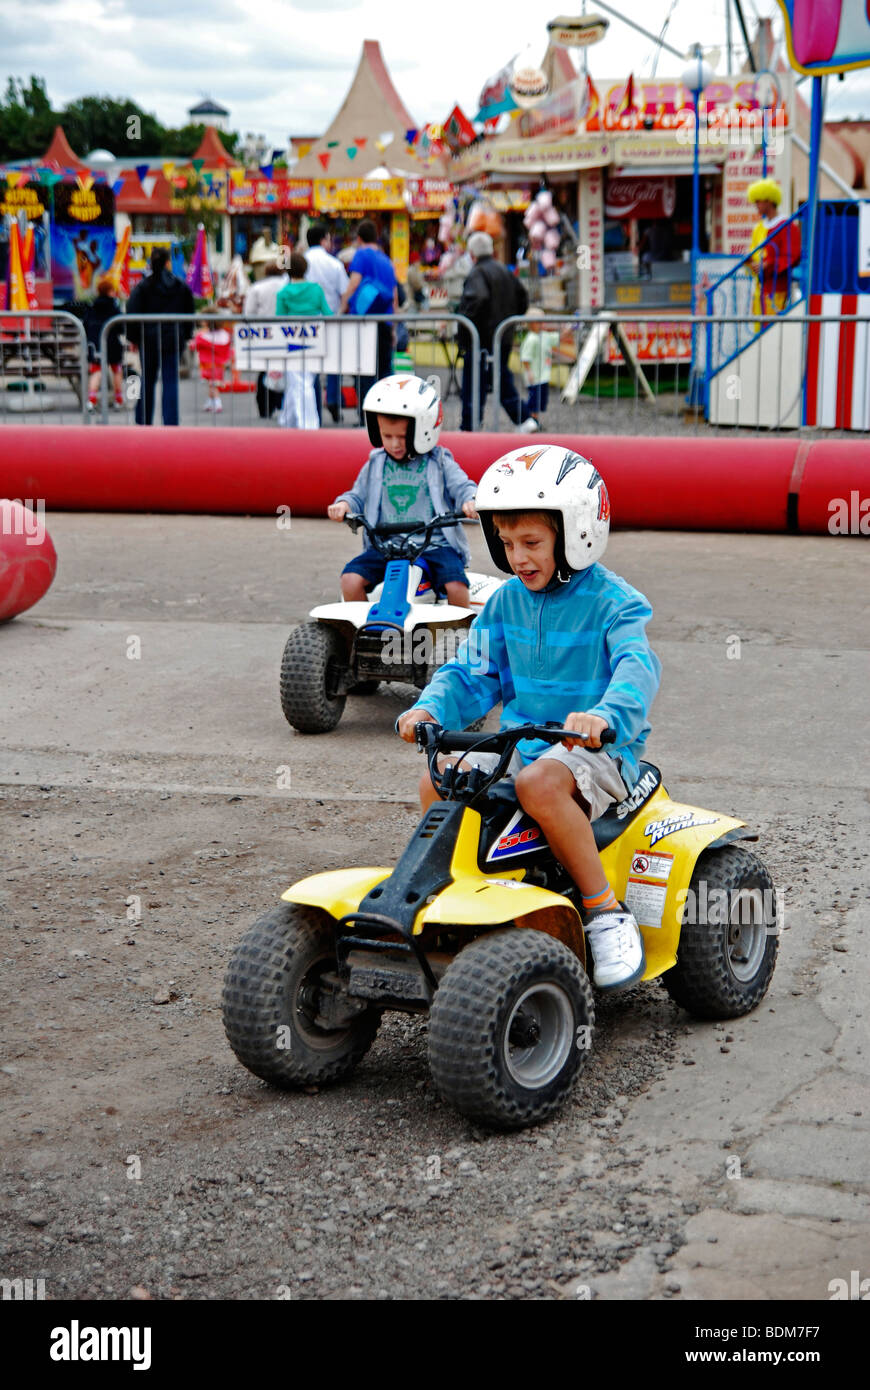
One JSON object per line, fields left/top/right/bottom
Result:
{"left": 625, "top": 878, "right": 668, "bottom": 929}
{"left": 630, "top": 851, "right": 674, "bottom": 881}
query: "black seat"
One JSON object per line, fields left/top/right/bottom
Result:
{"left": 592, "top": 762, "right": 662, "bottom": 850}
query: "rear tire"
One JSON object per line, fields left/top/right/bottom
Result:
{"left": 662, "top": 845, "right": 778, "bottom": 1019}
{"left": 222, "top": 903, "right": 380, "bottom": 1087}
{"left": 279, "top": 622, "right": 347, "bottom": 733}
{"left": 428, "top": 928, "right": 594, "bottom": 1130}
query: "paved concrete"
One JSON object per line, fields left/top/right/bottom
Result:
{"left": 1, "top": 514, "right": 867, "bottom": 1300}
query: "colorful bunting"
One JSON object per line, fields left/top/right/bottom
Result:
{"left": 162, "top": 161, "right": 176, "bottom": 181}
{"left": 259, "top": 164, "right": 273, "bottom": 180}
{"left": 135, "top": 163, "right": 150, "bottom": 182}
{"left": 297, "top": 142, "right": 311, "bottom": 157}
{"left": 76, "top": 173, "right": 94, "bottom": 193}
{"left": 405, "top": 129, "right": 418, "bottom": 145}
{"left": 355, "top": 137, "right": 367, "bottom": 149}
{"left": 229, "top": 168, "right": 245, "bottom": 186}
{"left": 37, "top": 168, "right": 63, "bottom": 187}
{"left": 5, "top": 171, "right": 23, "bottom": 188}
{"left": 347, "top": 147, "right": 357, "bottom": 160}
{"left": 317, "top": 151, "right": 331, "bottom": 170}
{"left": 192, "top": 158, "right": 205, "bottom": 173}
{"left": 327, "top": 140, "right": 339, "bottom": 148}
{"left": 112, "top": 178, "right": 124, "bottom": 195}
{"left": 186, "top": 225, "right": 214, "bottom": 299}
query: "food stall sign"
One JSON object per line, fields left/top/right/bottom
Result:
{"left": 547, "top": 14, "right": 609, "bottom": 47}
{"left": 314, "top": 179, "right": 405, "bottom": 212}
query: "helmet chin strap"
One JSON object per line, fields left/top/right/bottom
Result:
{"left": 556, "top": 568, "right": 573, "bottom": 584}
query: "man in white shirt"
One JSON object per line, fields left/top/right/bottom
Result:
{"left": 243, "top": 260, "right": 289, "bottom": 418}
{"left": 305, "top": 223, "right": 349, "bottom": 420}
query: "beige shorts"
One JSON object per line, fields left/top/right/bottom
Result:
{"left": 453, "top": 744, "right": 628, "bottom": 822}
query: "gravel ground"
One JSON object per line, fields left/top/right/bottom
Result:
{"left": 1, "top": 517, "right": 867, "bottom": 1304}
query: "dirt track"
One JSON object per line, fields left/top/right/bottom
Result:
{"left": 1, "top": 515, "right": 868, "bottom": 1301}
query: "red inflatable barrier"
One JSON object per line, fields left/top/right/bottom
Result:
{"left": 0, "top": 427, "right": 866, "bottom": 534}
{"left": 793, "top": 440, "right": 870, "bottom": 536}
{"left": 0, "top": 499, "right": 57, "bottom": 621}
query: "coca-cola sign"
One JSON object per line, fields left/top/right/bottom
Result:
{"left": 605, "top": 176, "right": 676, "bottom": 220}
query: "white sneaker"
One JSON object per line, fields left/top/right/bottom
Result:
{"left": 585, "top": 906, "right": 646, "bottom": 991}
{"left": 518, "top": 417, "right": 540, "bottom": 433}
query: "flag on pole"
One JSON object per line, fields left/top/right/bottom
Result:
{"left": 20, "top": 225, "right": 38, "bottom": 308}
{"left": 6, "top": 221, "right": 29, "bottom": 311}
{"left": 443, "top": 105, "right": 476, "bottom": 151}
{"left": 578, "top": 74, "right": 601, "bottom": 125}
{"left": 616, "top": 73, "right": 636, "bottom": 117}
{"left": 186, "top": 224, "right": 214, "bottom": 299}
{"left": 106, "top": 224, "right": 131, "bottom": 299}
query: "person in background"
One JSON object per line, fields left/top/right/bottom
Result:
{"left": 457, "top": 230, "right": 535, "bottom": 433}
{"left": 519, "top": 308, "right": 561, "bottom": 429}
{"left": 304, "top": 223, "right": 349, "bottom": 422}
{"left": 249, "top": 224, "right": 276, "bottom": 281}
{"left": 276, "top": 251, "right": 332, "bottom": 429}
{"left": 407, "top": 253, "right": 427, "bottom": 308}
{"left": 244, "top": 259, "right": 289, "bottom": 419}
{"left": 83, "top": 274, "right": 125, "bottom": 412}
{"left": 339, "top": 218, "right": 399, "bottom": 424}
{"left": 747, "top": 179, "right": 801, "bottom": 322}
{"left": 126, "top": 246, "right": 194, "bottom": 426}
{"left": 193, "top": 309, "right": 233, "bottom": 414}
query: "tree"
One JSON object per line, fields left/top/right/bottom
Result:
{"left": 0, "top": 78, "right": 242, "bottom": 162}
{"left": 0, "top": 76, "right": 57, "bottom": 160}
{"left": 60, "top": 95, "right": 165, "bottom": 156}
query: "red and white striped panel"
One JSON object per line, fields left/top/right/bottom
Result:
{"left": 805, "top": 293, "right": 870, "bottom": 431}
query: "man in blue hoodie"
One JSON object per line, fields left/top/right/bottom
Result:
{"left": 397, "top": 444, "right": 661, "bottom": 991}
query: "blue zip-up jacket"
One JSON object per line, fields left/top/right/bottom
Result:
{"left": 334, "top": 445, "right": 477, "bottom": 564}
{"left": 410, "top": 564, "right": 661, "bottom": 789}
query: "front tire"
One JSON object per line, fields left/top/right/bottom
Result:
{"left": 428, "top": 928, "right": 594, "bottom": 1130}
{"left": 279, "top": 623, "right": 347, "bottom": 733}
{"left": 222, "top": 903, "right": 380, "bottom": 1087}
{"left": 662, "top": 845, "right": 778, "bottom": 1019}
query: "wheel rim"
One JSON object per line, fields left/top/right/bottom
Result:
{"left": 503, "top": 983, "right": 574, "bottom": 1089}
{"left": 725, "top": 889, "right": 769, "bottom": 983}
{"left": 293, "top": 955, "right": 349, "bottom": 1049}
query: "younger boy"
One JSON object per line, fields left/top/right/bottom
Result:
{"left": 397, "top": 444, "right": 661, "bottom": 991}
{"left": 328, "top": 374, "right": 477, "bottom": 607}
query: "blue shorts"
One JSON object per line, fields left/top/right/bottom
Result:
{"left": 343, "top": 544, "right": 469, "bottom": 592}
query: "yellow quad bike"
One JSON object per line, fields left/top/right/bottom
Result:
{"left": 222, "top": 723, "right": 778, "bottom": 1130}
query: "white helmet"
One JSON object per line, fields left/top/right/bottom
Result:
{"left": 363, "top": 374, "right": 443, "bottom": 455}
{"left": 476, "top": 444, "right": 611, "bottom": 574}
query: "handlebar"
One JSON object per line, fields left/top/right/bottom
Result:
{"left": 343, "top": 511, "right": 469, "bottom": 560}
{"left": 414, "top": 721, "right": 615, "bottom": 805}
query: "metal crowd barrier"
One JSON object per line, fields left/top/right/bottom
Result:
{"left": 97, "top": 311, "right": 481, "bottom": 430}
{"left": 0, "top": 310, "right": 89, "bottom": 424}
{"left": 489, "top": 310, "right": 870, "bottom": 437}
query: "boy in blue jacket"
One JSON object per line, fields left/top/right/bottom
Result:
{"left": 397, "top": 444, "right": 661, "bottom": 991}
{"left": 328, "top": 374, "right": 477, "bottom": 607}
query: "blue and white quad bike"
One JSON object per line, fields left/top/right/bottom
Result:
{"left": 279, "top": 511, "right": 503, "bottom": 733}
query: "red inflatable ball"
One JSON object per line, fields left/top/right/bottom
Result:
{"left": 0, "top": 499, "right": 58, "bottom": 621}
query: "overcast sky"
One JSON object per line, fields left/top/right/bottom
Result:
{"left": 2, "top": 0, "right": 869, "bottom": 152}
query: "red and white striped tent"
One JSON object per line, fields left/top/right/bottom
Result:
{"left": 805, "top": 293, "right": 870, "bottom": 431}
